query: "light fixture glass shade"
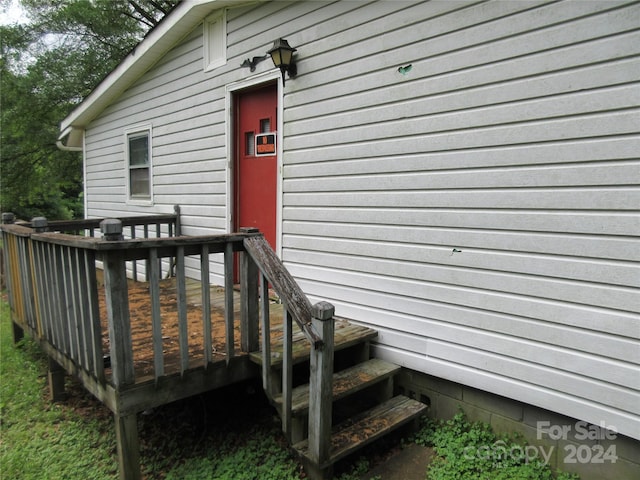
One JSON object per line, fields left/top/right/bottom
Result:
{"left": 268, "top": 38, "right": 296, "bottom": 69}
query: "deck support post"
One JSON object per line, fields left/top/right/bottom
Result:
{"left": 114, "top": 413, "right": 141, "bottom": 480}
{"left": 240, "top": 227, "right": 259, "bottom": 353}
{"left": 307, "top": 301, "right": 335, "bottom": 480}
{"left": 11, "top": 322, "right": 24, "bottom": 344}
{"left": 47, "top": 357, "right": 67, "bottom": 402}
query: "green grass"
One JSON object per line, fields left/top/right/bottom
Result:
{"left": 0, "top": 300, "right": 118, "bottom": 479}
{"left": 411, "top": 412, "right": 580, "bottom": 480}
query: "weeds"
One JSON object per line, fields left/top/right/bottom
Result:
{"left": 411, "top": 411, "right": 580, "bottom": 480}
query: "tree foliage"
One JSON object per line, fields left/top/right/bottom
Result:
{"left": 1, "top": 0, "right": 177, "bottom": 220}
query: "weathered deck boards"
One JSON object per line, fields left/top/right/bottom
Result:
{"left": 95, "top": 272, "right": 375, "bottom": 392}
{"left": 96, "top": 277, "right": 278, "bottom": 384}
{"left": 249, "top": 321, "right": 378, "bottom": 368}
{"left": 275, "top": 359, "right": 401, "bottom": 415}
{"left": 294, "top": 395, "right": 428, "bottom": 468}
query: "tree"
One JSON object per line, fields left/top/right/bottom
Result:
{"left": 0, "top": 0, "right": 177, "bottom": 220}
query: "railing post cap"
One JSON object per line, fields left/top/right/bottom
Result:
{"left": 100, "top": 218, "right": 123, "bottom": 239}
{"left": 240, "top": 227, "right": 260, "bottom": 234}
{"left": 31, "top": 217, "right": 48, "bottom": 228}
{"left": 312, "top": 301, "right": 335, "bottom": 320}
{"left": 2, "top": 212, "right": 15, "bottom": 224}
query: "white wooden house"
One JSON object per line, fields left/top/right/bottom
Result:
{"left": 58, "top": 0, "right": 640, "bottom": 448}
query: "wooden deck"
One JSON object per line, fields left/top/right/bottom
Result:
{"left": 97, "top": 276, "right": 252, "bottom": 382}
{"left": 97, "top": 274, "right": 363, "bottom": 390}
{"left": 2, "top": 216, "right": 427, "bottom": 480}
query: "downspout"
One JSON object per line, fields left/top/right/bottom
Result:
{"left": 56, "top": 126, "right": 84, "bottom": 152}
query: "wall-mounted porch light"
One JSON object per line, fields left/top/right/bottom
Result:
{"left": 267, "top": 38, "right": 297, "bottom": 84}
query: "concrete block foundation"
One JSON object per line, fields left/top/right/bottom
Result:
{"left": 395, "top": 369, "right": 640, "bottom": 480}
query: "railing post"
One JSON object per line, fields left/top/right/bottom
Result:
{"left": 100, "top": 219, "right": 140, "bottom": 480}
{"left": 240, "top": 227, "right": 259, "bottom": 352}
{"left": 308, "top": 301, "right": 335, "bottom": 479}
{"left": 100, "top": 219, "right": 134, "bottom": 387}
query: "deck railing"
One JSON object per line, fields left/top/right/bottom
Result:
{"left": 1, "top": 212, "right": 335, "bottom": 476}
{"left": 1, "top": 212, "right": 181, "bottom": 387}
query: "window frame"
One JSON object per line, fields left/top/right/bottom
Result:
{"left": 203, "top": 10, "right": 227, "bottom": 72}
{"left": 125, "top": 125, "right": 153, "bottom": 205}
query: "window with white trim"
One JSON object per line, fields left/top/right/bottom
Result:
{"left": 204, "top": 10, "right": 226, "bottom": 71}
{"left": 126, "top": 127, "right": 152, "bottom": 201}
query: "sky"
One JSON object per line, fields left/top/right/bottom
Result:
{"left": 0, "top": 0, "right": 29, "bottom": 25}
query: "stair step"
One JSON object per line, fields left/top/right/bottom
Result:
{"left": 249, "top": 319, "right": 377, "bottom": 368}
{"left": 273, "top": 359, "right": 400, "bottom": 415}
{"left": 293, "top": 395, "right": 428, "bottom": 469}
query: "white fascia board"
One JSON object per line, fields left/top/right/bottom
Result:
{"left": 59, "top": 0, "right": 255, "bottom": 133}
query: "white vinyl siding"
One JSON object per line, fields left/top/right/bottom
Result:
{"left": 279, "top": 0, "right": 640, "bottom": 439}
{"left": 80, "top": 0, "right": 640, "bottom": 440}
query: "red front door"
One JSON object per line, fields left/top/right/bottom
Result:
{"left": 234, "top": 84, "right": 278, "bottom": 250}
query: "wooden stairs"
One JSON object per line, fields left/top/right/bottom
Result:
{"left": 249, "top": 318, "right": 427, "bottom": 479}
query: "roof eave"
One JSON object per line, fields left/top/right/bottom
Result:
{"left": 59, "top": 0, "right": 251, "bottom": 135}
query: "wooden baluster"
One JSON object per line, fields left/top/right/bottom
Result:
{"left": 201, "top": 244, "right": 212, "bottom": 366}
{"left": 149, "top": 248, "right": 164, "bottom": 381}
{"left": 63, "top": 245, "right": 81, "bottom": 364}
{"left": 130, "top": 225, "right": 137, "bottom": 282}
{"left": 28, "top": 217, "right": 48, "bottom": 332}
{"left": 83, "top": 249, "right": 104, "bottom": 383}
{"left": 40, "top": 242, "right": 55, "bottom": 345}
{"left": 66, "top": 245, "right": 82, "bottom": 367}
{"left": 176, "top": 246, "right": 188, "bottom": 376}
{"left": 143, "top": 224, "right": 149, "bottom": 281}
{"left": 282, "top": 306, "right": 293, "bottom": 440}
{"left": 30, "top": 238, "right": 45, "bottom": 338}
{"left": 173, "top": 205, "right": 181, "bottom": 236}
{"left": 52, "top": 242, "right": 68, "bottom": 355}
{"left": 260, "top": 273, "right": 271, "bottom": 393}
{"left": 224, "top": 242, "right": 234, "bottom": 363}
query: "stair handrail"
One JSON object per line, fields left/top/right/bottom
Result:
{"left": 242, "top": 234, "right": 322, "bottom": 348}
{"left": 242, "top": 232, "right": 334, "bottom": 471}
